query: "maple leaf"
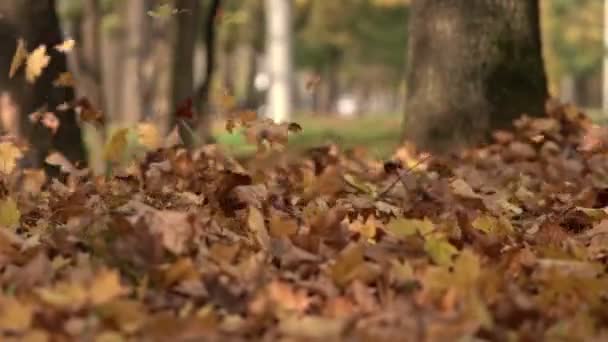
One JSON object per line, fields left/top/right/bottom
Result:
{"left": 9, "top": 38, "right": 27, "bottom": 78}
{"left": 26, "top": 45, "right": 51, "bottom": 83}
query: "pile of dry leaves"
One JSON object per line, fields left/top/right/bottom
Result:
{"left": 0, "top": 101, "right": 608, "bottom": 341}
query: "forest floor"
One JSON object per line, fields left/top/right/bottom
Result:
{"left": 3, "top": 104, "right": 608, "bottom": 340}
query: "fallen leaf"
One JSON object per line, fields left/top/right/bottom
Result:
{"left": 0, "top": 296, "right": 33, "bottom": 332}
{"left": 0, "top": 197, "right": 21, "bottom": 229}
{"left": 89, "top": 269, "right": 128, "bottom": 305}
{"left": 248, "top": 206, "right": 271, "bottom": 250}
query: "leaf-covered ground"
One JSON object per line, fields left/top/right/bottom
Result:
{"left": 1, "top": 102, "right": 608, "bottom": 341}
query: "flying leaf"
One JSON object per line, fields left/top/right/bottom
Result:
{"left": 136, "top": 123, "right": 161, "bottom": 151}
{"left": 53, "top": 72, "right": 75, "bottom": 87}
{"left": 147, "top": 4, "right": 178, "bottom": 19}
{"left": 0, "top": 141, "right": 23, "bottom": 174}
{"left": 26, "top": 45, "right": 51, "bottom": 83}
{"left": 45, "top": 151, "right": 76, "bottom": 174}
{"left": 54, "top": 38, "right": 75, "bottom": 53}
{"left": 9, "top": 38, "right": 27, "bottom": 78}
{"left": 104, "top": 128, "right": 130, "bottom": 163}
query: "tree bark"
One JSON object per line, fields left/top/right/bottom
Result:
{"left": 403, "top": 0, "right": 548, "bottom": 153}
{"left": 72, "top": 0, "right": 104, "bottom": 111}
{"left": 171, "top": 0, "right": 201, "bottom": 122}
{"left": 121, "top": 0, "right": 147, "bottom": 124}
{"left": 0, "top": 0, "right": 86, "bottom": 168}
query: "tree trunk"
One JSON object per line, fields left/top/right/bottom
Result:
{"left": 121, "top": 0, "right": 147, "bottom": 124}
{"left": 171, "top": 0, "right": 201, "bottom": 123}
{"left": 71, "top": 0, "right": 104, "bottom": 111}
{"left": 265, "top": 0, "right": 294, "bottom": 123}
{"left": 403, "top": 0, "right": 547, "bottom": 153}
{"left": 0, "top": 0, "right": 86, "bottom": 168}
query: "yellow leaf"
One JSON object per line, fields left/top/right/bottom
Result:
{"left": 9, "top": 38, "right": 27, "bottom": 79}
{"left": 0, "top": 142, "right": 23, "bottom": 174}
{"left": 136, "top": 123, "right": 161, "bottom": 150}
{"left": 162, "top": 258, "right": 199, "bottom": 287}
{"left": 53, "top": 72, "right": 75, "bottom": 87}
{"left": 424, "top": 237, "right": 458, "bottom": 266}
{"left": 90, "top": 269, "right": 128, "bottom": 306}
{"left": 0, "top": 296, "right": 33, "bottom": 332}
{"left": 328, "top": 243, "right": 381, "bottom": 287}
{"left": 453, "top": 249, "right": 481, "bottom": 288}
{"left": 26, "top": 45, "right": 51, "bottom": 83}
{"left": 103, "top": 128, "right": 130, "bottom": 163}
{"left": 269, "top": 213, "right": 298, "bottom": 238}
{"left": 54, "top": 38, "right": 75, "bottom": 53}
{"left": 147, "top": 4, "right": 178, "bottom": 19}
{"left": 471, "top": 215, "right": 496, "bottom": 234}
{"left": 0, "top": 197, "right": 20, "bottom": 229}
{"left": 36, "top": 282, "right": 88, "bottom": 310}
{"left": 95, "top": 331, "right": 125, "bottom": 342}
{"left": 386, "top": 217, "right": 434, "bottom": 238}
{"left": 97, "top": 299, "right": 147, "bottom": 334}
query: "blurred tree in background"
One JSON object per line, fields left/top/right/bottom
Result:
{"left": 541, "top": 0, "right": 603, "bottom": 108}
{"left": 0, "top": 0, "right": 85, "bottom": 169}
{"left": 0, "top": 0, "right": 602, "bottom": 165}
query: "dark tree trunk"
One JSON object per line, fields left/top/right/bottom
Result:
{"left": 171, "top": 0, "right": 201, "bottom": 123}
{"left": 403, "top": 0, "right": 547, "bottom": 153}
{"left": 0, "top": 0, "right": 86, "bottom": 168}
{"left": 194, "top": 0, "right": 222, "bottom": 141}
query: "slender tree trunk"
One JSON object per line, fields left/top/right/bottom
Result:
{"left": 192, "top": 0, "right": 221, "bottom": 144}
{"left": 403, "top": 0, "right": 547, "bottom": 153}
{"left": 122, "top": 0, "right": 147, "bottom": 124}
{"left": 171, "top": 0, "right": 201, "bottom": 122}
{"left": 265, "top": 0, "right": 294, "bottom": 123}
{"left": 0, "top": 0, "right": 86, "bottom": 168}
{"left": 72, "top": 0, "right": 104, "bottom": 111}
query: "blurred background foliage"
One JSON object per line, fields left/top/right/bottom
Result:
{"left": 47, "top": 0, "right": 607, "bottom": 157}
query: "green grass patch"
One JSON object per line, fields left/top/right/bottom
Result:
{"left": 213, "top": 114, "right": 403, "bottom": 158}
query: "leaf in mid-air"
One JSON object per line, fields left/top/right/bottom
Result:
{"left": 26, "top": 45, "right": 51, "bottom": 83}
